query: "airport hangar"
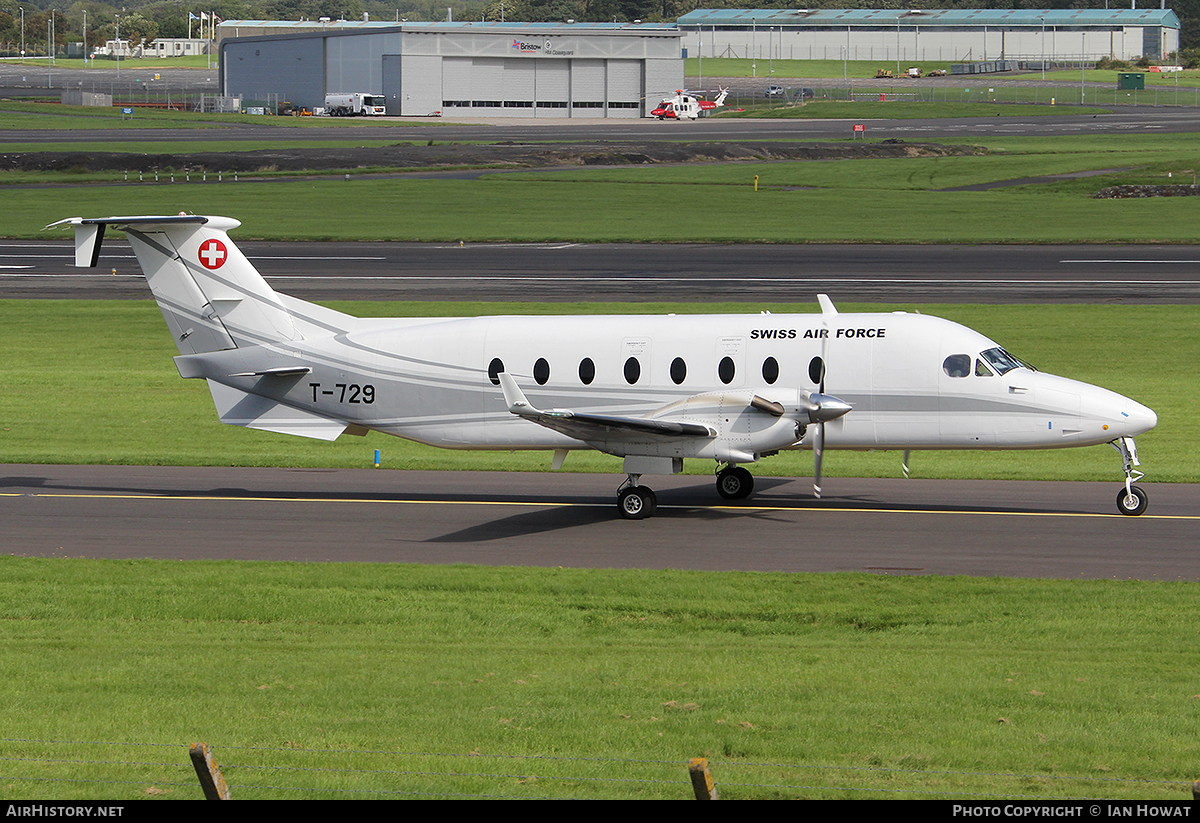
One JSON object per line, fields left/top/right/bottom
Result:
{"left": 677, "top": 8, "right": 1181, "bottom": 64}
{"left": 218, "top": 21, "right": 685, "bottom": 118}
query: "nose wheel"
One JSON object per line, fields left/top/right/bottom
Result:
{"left": 1111, "top": 437, "right": 1148, "bottom": 516}
{"left": 1116, "top": 485, "right": 1148, "bottom": 517}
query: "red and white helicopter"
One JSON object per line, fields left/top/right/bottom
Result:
{"left": 650, "top": 87, "right": 729, "bottom": 120}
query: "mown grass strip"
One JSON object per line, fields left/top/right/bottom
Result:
{"left": 6, "top": 130, "right": 1199, "bottom": 243}
{"left": 0, "top": 558, "right": 1197, "bottom": 799}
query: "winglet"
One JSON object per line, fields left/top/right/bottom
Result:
{"left": 498, "top": 372, "right": 538, "bottom": 417}
{"left": 817, "top": 294, "right": 838, "bottom": 316}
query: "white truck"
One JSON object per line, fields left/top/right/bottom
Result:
{"left": 323, "top": 92, "right": 387, "bottom": 116}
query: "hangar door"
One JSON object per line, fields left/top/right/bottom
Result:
{"left": 570, "top": 59, "right": 606, "bottom": 118}
{"left": 535, "top": 60, "right": 569, "bottom": 118}
{"left": 502, "top": 59, "right": 535, "bottom": 117}
{"left": 606, "top": 60, "right": 643, "bottom": 118}
{"left": 437, "top": 56, "right": 646, "bottom": 118}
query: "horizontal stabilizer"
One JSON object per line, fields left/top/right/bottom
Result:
{"left": 47, "top": 215, "right": 210, "bottom": 267}
{"left": 206, "top": 380, "right": 347, "bottom": 441}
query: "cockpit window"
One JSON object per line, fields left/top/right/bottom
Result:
{"left": 980, "top": 347, "right": 1031, "bottom": 375}
{"left": 975, "top": 359, "right": 994, "bottom": 377}
{"left": 943, "top": 354, "right": 971, "bottom": 378}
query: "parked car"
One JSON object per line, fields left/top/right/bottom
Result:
{"left": 764, "top": 85, "right": 785, "bottom": 98}
{"left": 795, "top": 87, "right": 815, "bottom": 100}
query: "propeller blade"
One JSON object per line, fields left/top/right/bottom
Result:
{"left": 812, "top": 295, "right": 840, "bottom": 500}
{"left": 813, "top": 421, "right": 824, "bottom": 499}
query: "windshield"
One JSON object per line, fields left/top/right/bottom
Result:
{"left": 980, "top": 346, "right": 1034, "bottom": 375}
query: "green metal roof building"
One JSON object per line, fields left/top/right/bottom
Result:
{"left": 677, "top": 8, "right": 1181, "bottom": 63}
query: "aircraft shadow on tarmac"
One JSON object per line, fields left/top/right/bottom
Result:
{"left": 2, "top": 474, "right": 1101, "bottom": 546}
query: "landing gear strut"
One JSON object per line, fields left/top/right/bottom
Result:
{"left": 617, "top": 474, "right": 657, "bottom": 520}
{"left": 1111, "top": 436, "right": 1148, "bottom": 516}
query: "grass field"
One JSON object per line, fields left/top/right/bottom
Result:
{"left": 0, "top": 100, "right": 439, "bottom": 131}
{"left": 5, "top": 132, "right": 1198, "bottom": 244}
{"left": 4, "top": 55, "right": 217, "bottom": 70}
{"left": 0, "top": 558, "right": 1197, "bottom": 800}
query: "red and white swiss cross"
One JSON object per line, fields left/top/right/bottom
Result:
{"left": 198, "top": 238, "right": 228, "bottom": 270}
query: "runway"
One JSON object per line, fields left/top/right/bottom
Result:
{"left": 2, "top": 465, "right": 1196, "bottom": 579}
{"left": 6, "top": 238, "right": 1200, "bottom": 302}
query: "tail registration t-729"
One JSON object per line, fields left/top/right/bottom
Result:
{"left": 49, "top": 214, "right": 1158, "bottom": 519}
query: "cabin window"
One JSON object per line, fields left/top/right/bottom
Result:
{"left": 624, "top": 357, "right": 641, "bottom": 384}
{"left": 808, "top": 356, "right": 825, "bottom": 386}
{"left": 762, "top": 357, "right": 779, "bottom": 384}
{"left": 534, "top": 358, "right": 550, "bottom": 385}
{"left": 670, "top": 357, "right": 687, "bottom": 385}
{"left": 975, "top": 359, "right": 995, "bottom": 377}
{"left": 943, "top": 354, "right": 970, "bottom": 378}
{"left": 578, "top": 358, "right": 595, "bottom": 385}
{"left": 488, "top": 357, "right": 504, "bottom": 386}
{"left": 718, "top": 356, "right": 736, "bottom": 385}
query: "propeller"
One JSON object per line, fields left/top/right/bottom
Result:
{"left": 805, "top": 295, "right": 853, "bottom": 499}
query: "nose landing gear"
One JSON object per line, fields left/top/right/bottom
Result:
{"left": 1111, "top": 437, "right": 1148, "bottom": 516}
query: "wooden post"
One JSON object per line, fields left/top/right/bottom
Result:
{"left": 688, "top": 757, "right": 718, "bottom": 800}
{"left": 189, "top": 742, "right": 232, "bottom": 800}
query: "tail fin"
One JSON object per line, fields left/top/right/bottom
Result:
{"left": 50, "top": 215, "right": 297, "bottom": 355}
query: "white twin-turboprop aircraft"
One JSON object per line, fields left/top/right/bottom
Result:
{"left": 50, "top": 214, "right": 1158, "bottom": 519}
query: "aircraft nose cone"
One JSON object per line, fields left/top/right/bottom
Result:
{"left": 1121, "top": 400, "right": 1157, "bottom": 436}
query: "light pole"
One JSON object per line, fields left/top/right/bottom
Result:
{"left": 1081, "top": 31, "right": 1086, "bottom": 103}
{"left": 751, "top": 18, "right": 756, "bottom": 78}
{"left": 1039, "top": 17, "right": 1046, "bottom": 81}
{"left": 19, "top": 6, "right": 23, "bottom": 64}
{"left": 115, "top": 15, "right": 119, "bottom": 77}
{"left": 844, "top": 24, "right": 848, "bottom": 84}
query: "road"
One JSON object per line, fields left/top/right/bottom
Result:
{"left": 5, "top": 105, "right": 1199, "bottom": 144}
{"left": 2, "top": 465, "right": 1195, "bottom": 579}
{"left": 6, "top": 238, "right": 1200, "bottom": 303}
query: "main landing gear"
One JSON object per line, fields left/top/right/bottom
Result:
{"left": 716, "top": 465, "right": 754, "bottom": 500}
{"left": 1111, "top": 436, "right": 1148, "bottom": 516}
{"left": 617, "top": 464, "right": 756, "bottom": 520}
{"left": 617, "top": 475, "right": 657, "bottom": 520}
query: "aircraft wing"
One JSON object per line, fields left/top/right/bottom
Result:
{"left": 498, "top": 373, "right": 715, "bottom": 443}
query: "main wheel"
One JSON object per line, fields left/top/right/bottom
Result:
{"left": 618, "top": 487, "right": 657, "bottom": 520}
{"left": 716, "top": 467, "right": 754, "bottom": 500}
{"left": 1116, "top": 485, "right": 1148, "bottom": 516}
